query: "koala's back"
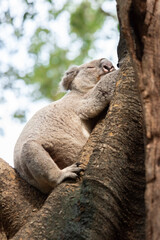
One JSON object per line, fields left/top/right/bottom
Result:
{"left": 14, "top": 92, "right": 90, "bottom": 170}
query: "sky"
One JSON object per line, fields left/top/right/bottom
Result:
{"left": 0, "top": 0, "right": 119, "bottom": 167}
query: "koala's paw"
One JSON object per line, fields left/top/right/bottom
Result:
{"left": 57, "top": 163, "right": 83, "bottom": 184}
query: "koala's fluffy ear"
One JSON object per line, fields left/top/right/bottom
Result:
{"left": 60, "top": 66, "right": 79, "bottom": 91}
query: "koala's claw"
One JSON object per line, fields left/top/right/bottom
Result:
{"left": 57, "top": 163, "right": 84, "bottom": 184}
{"left": 67, "top": 163, "right": 83, "bottom": 173}
{"left": 76, "top": 162, "right": 82, "bottom": 167}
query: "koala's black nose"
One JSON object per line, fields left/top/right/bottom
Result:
{"left": 100, "top": 58, "right": 115, "bottom": 73}
{"left": 103, "top": 64, "right": 114, "bottom": 72}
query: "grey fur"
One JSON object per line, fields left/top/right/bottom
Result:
{"left": 14, "top": 58, "right": 118, "bottom": 193}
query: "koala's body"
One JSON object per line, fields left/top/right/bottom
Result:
{"left": 14, "top": 58, "right": 118, "bottom": 193}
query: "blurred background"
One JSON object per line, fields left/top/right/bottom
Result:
{"left": 0, "top": 0, "right": 119, "bottom": 166}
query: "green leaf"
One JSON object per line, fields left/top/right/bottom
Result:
{"left": 13, "top": 110, "right": 27, "bottom": 123}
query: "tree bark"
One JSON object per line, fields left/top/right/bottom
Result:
{"left": 0, "top": 158, "right": 47, "bottom": 239}
{"left": 117, "top": 0, "right": 160, "bottom": 239}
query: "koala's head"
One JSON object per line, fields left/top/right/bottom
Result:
{"left": 60, "top": 58, "right": 115, "bottom": 93}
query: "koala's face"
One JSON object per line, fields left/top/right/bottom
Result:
{"left": 79, "top": 58, "right": 115, "bottom": 82}
{"left": 60, "top": 58, "right": 115, "bottom": 92}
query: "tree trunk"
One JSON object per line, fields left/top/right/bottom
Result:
{"left": 117, "top": 0, "right": 160, "bottom": 239}
{"left": 0, "top": 2, "right": 148, "bottom": 239}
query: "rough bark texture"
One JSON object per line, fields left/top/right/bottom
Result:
{"left": 117, "top": 0, "right": 160, "bottom": 239}
{"left": 0, "top": 158, "right": 47, "bottom": 239}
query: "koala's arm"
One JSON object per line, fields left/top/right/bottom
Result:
{"left": 77, "top": 70, "right": 119, "bottom": 119}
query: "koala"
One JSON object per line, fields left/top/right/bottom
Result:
{"left": 14, "top": 58, "right": 118, "bottom": 194}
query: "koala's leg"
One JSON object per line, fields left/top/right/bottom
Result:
{"left": 20, "top": 140, "right": 82, "bottom": 193}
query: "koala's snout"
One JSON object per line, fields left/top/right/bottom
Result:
{"left": 103, "top": 65, "right": 115, "bottom": 73}
{"left": 101, "top": 59, "right": 115, "bottom": 73}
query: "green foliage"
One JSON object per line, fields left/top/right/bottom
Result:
{"left": 25, "top": 47, "right": 71, "bottom": 100}
{"left": 29, "top": 28, "right": 50, "bottom": 56}
{"left": 0, "top": 0, "right": 118, "bottom": 122}
{"left": 70, "top": 1, "right": 105, "bottom": 38}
